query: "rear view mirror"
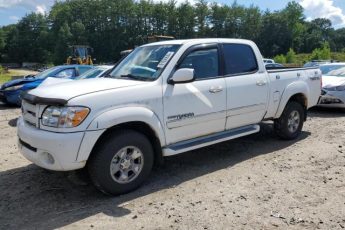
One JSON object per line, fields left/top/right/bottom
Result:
{"left": 168, "top": 68, "right": 195, "bottom": 84}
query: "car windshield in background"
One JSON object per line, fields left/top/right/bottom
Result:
{"left": 108, "top": 45, "right": 180, "bottom": 81}
{"left": 34, "top": 66, "right": 61, "bottom": 79}
{"left": 320, "top": 65, "right": 345, "bottom": 77}
{"left": 75, "top": 68, "right": 105, "bottom": 80}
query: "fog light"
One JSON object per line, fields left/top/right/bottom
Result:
{"left": 42, "top": 152, "right": 55, "bottom": 165}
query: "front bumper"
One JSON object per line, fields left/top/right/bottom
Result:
{"left": 318, "top": 90, "right": 345, "bottom": 107}
{"left": 0, "top": 91, "right": 5, "bottom": 103}
{"left": 17, "top": 116, "right": 86, "bottom": 171}
{"left": 0, "top": 89, "right": 21, "bottom": 105}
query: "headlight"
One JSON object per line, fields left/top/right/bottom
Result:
{"left": 4, "top": 85, "right": 22, "bottom": 91}
{"left": 324, "top": 85, "right": 345, "bottom": 91}
{"left": 41, "top": 106, "right": 90, "bottom": 128}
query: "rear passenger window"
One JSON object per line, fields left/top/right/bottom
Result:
{"left": 223, "top": 44, "right": 258, "bottom": 75}
{"left": 179, "top": 48, "right": 219, "bottom": 80}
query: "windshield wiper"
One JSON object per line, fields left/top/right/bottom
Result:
{"left": 120, "top": 74, "right": 151, "bottom": 81}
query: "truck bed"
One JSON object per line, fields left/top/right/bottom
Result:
{"left": 266, "top": 66, "right": 320, "bottom": 73}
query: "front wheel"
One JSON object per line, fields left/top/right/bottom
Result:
{"left": 88, "top": 130, "right": 154, "bottom": 195}
{"left": 274, "top": 101, "right": 305, "bottom": 140}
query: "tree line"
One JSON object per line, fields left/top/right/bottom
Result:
{"left": 0, "top": 0, "right": 345, "bottom": 65}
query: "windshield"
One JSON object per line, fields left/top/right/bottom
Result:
{"left": 320, "top": 65, "right": 345, "bottom": 77}
{"left": 75, "top": 67, "right": 106, "bottom": 80}
{"left": 108, "top": 45, "right": 180, "bottom": 81}
{"left": 34, "top": 66, "right": 61, "bottom": 79}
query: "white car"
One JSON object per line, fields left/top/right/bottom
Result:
{"left": 18, "top": 39, "right": 321, "bottom": 195}
{"left": 319, "top": 63, "right": 345, "bottom": 107}
{"left": 263, "top": 58, "right": 275, "bottom": 64}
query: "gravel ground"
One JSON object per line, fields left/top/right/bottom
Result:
{"left": 0, "top": 104, "right": 344, "bottom": 230}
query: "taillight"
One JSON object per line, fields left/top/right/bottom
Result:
{"left": 320, "top": 75, "right": 323, "bottom": 89}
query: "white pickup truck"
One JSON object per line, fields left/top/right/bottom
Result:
{"left": 18, "top": 39, "right": 321, "bottom": 195}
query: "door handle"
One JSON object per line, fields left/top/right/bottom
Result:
{"left": 256, "top": 80, "right": 267, "bottom": 86}
{"left": 209, "top": 86, "right": 223, "bottom": 93}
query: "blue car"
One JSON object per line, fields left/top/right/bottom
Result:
{"left": 0, "top": 65, "right": 94, "bottom": 106}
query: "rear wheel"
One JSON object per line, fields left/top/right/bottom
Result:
{"left": 274, "top": 101, "right": 305, "bottom": 140}
{"left": 88, "top": 129, "right": 154, "bottom": 195}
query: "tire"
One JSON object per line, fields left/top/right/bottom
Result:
{"left": 274, "top": 101, "right": 305, "bottom": 140}
{"left": 88, "top": 129, "right": 154, "bottom": 195}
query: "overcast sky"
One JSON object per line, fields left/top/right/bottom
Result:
{"left": 1, "top": 0, "right": 345, "bottom": 29}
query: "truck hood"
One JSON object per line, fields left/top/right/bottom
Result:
{"left": 28, "top": 78, "right": 147, "bottom": 101}
{"left": 38, "top": 77, "right": 73, "bottom": 88}
{"left": 322, "top": 75, "right": 345, "bottom": 88}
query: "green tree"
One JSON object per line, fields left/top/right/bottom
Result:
{"left": 195, "top": 0, "right": 209, "bottom": 37}
{"left": 274, "top": 54, "right": 287, "bottom": 64}
{"left": 286, "top": 48, "right": 297, "bottom": 63}
{"left": 54, "top": 23, "right": 73, "bottom": 64}
{"left": 310, "top": 42, "right": 331, "bottom": 60}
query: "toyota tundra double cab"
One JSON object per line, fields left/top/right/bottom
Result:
{"left": 18, "top": 39, "right": 321, "bottom": 195}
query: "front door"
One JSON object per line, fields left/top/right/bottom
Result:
{"left": 163, "top": 44, "right": 227, "bottom": 144}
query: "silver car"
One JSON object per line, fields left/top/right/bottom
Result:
{"left": 319, "top": 63, "right": 345, "bottom": 107}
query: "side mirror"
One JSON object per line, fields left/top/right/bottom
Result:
{"left": 24, "top": 74, "right": 35, "bottom": 79}
{"left": 168, "top": 68, "right": 195, "bottom": 84}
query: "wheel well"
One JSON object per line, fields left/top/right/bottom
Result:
{"left": 90, "top": 122, "right": 164, "bottom": 167}
{"left": 288, "top": 93, "right": 308, "bottom": 120}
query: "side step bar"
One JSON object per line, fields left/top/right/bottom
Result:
{"left": 163, "top": 124, "right": 260, "bottom": 156}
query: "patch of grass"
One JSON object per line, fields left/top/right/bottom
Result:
{"left": 0, "top": 69, "right": 39, "bottom": 85}
{"left": 0, "top": 72, "right": 12, "bottom": 84}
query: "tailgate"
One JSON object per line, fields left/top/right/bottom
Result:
{"left": 304, "top": 68, "right": 322, "bottom": 107}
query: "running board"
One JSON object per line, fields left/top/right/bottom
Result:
{"left": 163, "top": 124, "right": 260, "bottom": 156}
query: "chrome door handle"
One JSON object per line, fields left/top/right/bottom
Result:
{"left": 209, "top": 86, "right": 223, "bottom": 93}
{"left": 256, "top": 80, "right": 266, "bottom": 86}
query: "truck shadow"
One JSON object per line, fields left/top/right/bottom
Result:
{"left": 0, "top": 123, "right": 310, "bottom": 229}
{"left": 308, "top": 106, "right": 345, "bottom": 118}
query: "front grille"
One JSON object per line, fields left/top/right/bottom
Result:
{"left": 319, "top": 97, "right": 344, "bottom": 104}
{"left": 22, "top": 100, "right": 39, "bottom": 127}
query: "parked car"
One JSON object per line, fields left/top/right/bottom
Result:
{"left": 265, "top": 63, "right": 284, "bottom": 68}
{"left": 39, "top": 65, "right": 113, "bottom": 87}
{"left": 303, "top": 60, "right": 332, "bottom": 68}
{"left": 263, "top": 58, "right": 275, "bottom": 64}
{"left": 318, "top": 63, "right": 345, "bottom": 107}
{"left": 0, "top": 65, "right": 94, "bottom": 106}
{"left": 18, "top": 39, "right": 321, "bottom": 195}
{"left": 76, "top": 65, "right": 113, "bottom": 80}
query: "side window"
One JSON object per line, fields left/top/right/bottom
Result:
{"left": 78, "top": 66, "right": 92, "bottom": 75}
{"left": 179, "top": 48, "right": 219, "bottom": 80}
{"left": 55, "top": 69, "right": 75, "bottom": 78}
{"left": 223, "top": 44, "right": 258, "bottom": 75}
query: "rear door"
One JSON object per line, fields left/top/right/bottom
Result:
{"left": 223, "top": 43, "right": 269, "bottom": 130}
{"left": 163, "top": 44, "right": 227, "bottom": 144}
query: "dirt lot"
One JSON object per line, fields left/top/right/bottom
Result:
{"left": 0, "top": 104, "right": 344, "bottom": 230}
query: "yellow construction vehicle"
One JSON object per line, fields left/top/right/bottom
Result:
{"left": 66, "top": 45, "right": 94, "bottom": 65}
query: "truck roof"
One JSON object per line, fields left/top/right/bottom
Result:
{"left": 141, "top": 38, "right": 255, "bottom": 47}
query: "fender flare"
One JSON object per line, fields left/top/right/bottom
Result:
{"left": 87, "top": 106, "right": 166, "bottom": 146}
{"left": 275, "top": 81, "right": 309, "bottom": 118}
